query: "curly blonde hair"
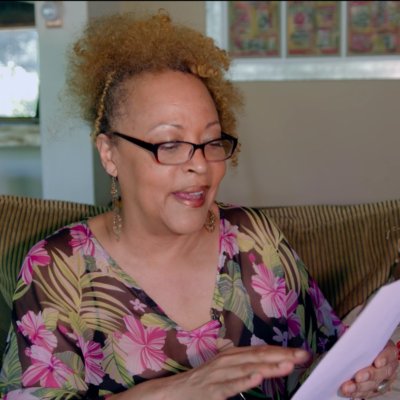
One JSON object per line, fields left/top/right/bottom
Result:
{"left": 66, "top": 9, "right": 243, "bottom": 165}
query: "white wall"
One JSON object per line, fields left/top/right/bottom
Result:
{"left": 34, "top": 1, "right": 94, "bottom": 204}
{"left": 34, "top": 1, "right": 120, "bottom": 205}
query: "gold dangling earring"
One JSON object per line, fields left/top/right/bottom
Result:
{"left": 111, "top": 176, "right": 122, "bottom": 241}
{"left": 204, "top": 209, "right": 216, "bottom": 233}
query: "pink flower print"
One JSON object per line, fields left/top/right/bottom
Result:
{"left": 4, "top": 388, "right": 38, "bottom": 400}
{"left": 19, "top": 240, "right": 51, "bottom": 285}
{"left": 68, "top": 224, "right": 95, "bottom": 256}
{"left": 176, "top": 320, "right": 220, "bottom": 368}
{"left": 309, "top": 280, "right": 335, "bottom": 332}
{"left": 250, "top": 334, "right": 267, "bottom": 346}
{"left": 77, "top": 335, "right": 105, "bottom": 385}
{"left": 251, "top": 262, "right": 286, "bottom": 319}
{"left": 219, "top": 219, "right": 239, "bottom": 258}
{"left": 262, "top": 377, "right": 285, "bottom": 398}
{"left": 16, "top": 310, "right": 57, "bottom": 352}
{"left": 272, "top": 327, "right": 288, "bottom": 347}
{"left": 130, "top": 299, "right": 147, "bottom": 313}
{"left": 119, "top": 315, "right": 167, "bottom": 375}
{"left": 287, "top": 290, "right": 301, "bottom": 339}
{"left": 217, "top": 252, "right": 226, "bottom": 272}
{"left": 22, "top": 345, "right": 72, "bottom": 388}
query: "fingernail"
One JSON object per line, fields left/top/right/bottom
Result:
{"left": 359, "top": 372, "right": 370, "bottom": 382}
{"left": 250, "top": 372, "right": 260, "bottom": 380}
{"left": 278, "top": 361, "right": 293, "bottom": 369}
{"left": 345, "top": 383, "right": 356, "bottom": 394}
{"left": 294, "top": 350, "right": 309, "bottom": 359}
{"left": 378, "top": 358, "right": 387, "bottom": 368}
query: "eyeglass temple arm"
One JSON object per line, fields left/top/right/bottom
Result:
{"left": 112, "top": 132, "right": 157, "bottom": 152}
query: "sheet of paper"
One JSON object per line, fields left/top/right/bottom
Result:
{"left": 292, "top": 280, "right": 400, "bottom": 400}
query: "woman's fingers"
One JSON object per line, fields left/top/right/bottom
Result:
{"left": 373, "top": 340, "right": 399, "bottom": 369}
{"left": 217, "top": 344, "right": 309, "bottom": 367}
{"left": 209, "top": 360, "right": 296, "bottom": 385}
{"left": 170, "top": 345, "right": 310, "bottom": 400}
{"left": 340, "top": 340, "right": 399, "bottom": 398}
{"left": 340, "top": 359, "right": 398, "bottom": 398}
{"left": 219, "top": 372, "right": 264, "bottom": 399}
{"left": 217, "top": 361, "right": 298, "bottom": 399}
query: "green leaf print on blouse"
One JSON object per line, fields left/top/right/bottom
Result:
{"left": 32, "top": 250, "right": 131, "bottom": 335}
{"left": 219, "top": 260, "right": 254, "bottom": 332}
{"left": 53, "top": 351, "right": 87, "bottom": 392}
{"left": 140, "top": 313, "right": 176, "bottom": 331}
{"left": 241, "top": 208, "right": 302, "bottom": 294}
{"left": 102, "top": 333, "right": 135, "bottom": 388}
{"left": 0, "top": 329, "right": 22, "bottom": 395}
{"left": 31, "top": 387, "right": 82, "bottom": 400}
{"left": 42, "top": 308, "right": 59, "bottom": 332}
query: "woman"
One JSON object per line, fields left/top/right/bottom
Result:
{"left": 1, "top": 10, "right": 397, "bottom": 400}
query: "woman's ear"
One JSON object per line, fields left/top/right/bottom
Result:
{"left": 96, "top": 133, "right": 118, "bottom": 177}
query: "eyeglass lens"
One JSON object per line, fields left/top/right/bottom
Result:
{"left": 157, "top": 139, "right": 233, "bottom": 165}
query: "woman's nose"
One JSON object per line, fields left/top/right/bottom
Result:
{"left": 183, "top": 147, "right": 208, "bottom": 173}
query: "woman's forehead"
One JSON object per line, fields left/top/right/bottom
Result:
{"left": 118, "top": 71, "right": 218, "bottom": 125}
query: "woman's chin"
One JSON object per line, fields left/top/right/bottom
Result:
{"left": 165, "top": 216, "right": 208, "bottom": 236}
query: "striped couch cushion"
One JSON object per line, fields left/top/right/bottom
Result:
{"left": 262, "top": 200, "right": 400, "bottom": 319}
{"left": 0, "top": 195, "right": 108, "bottom": 360}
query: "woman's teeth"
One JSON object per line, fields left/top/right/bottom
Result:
{"left": 179, "top": 191, "right": 203, "bottom": 199}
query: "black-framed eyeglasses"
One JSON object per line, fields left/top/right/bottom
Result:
{"left": 111, "top": 131, "right": 238, "bottom": 165}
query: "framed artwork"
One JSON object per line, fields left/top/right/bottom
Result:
{"left": 206, "top": 1, "right": 400, "bottom": 81}
{"left": 348, "top": 1, "right": 400, "bottom": 55}
{"left": 287, "top": 1, "right": 341, "bottom": 56}
{"left": 228, "top": 1, "right": 280, "bottom": 57}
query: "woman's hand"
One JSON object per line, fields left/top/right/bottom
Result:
{"left": 157, "top": 345, "right": 309, "bottom": 400}
{"left": 340, "top": 340, "right": 399, "bottom": 399}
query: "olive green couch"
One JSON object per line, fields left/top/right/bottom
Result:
{"left": 1, "top": 194, "right": 399, "bottom": 362}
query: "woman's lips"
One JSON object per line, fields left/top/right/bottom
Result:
{"left": 172, "top": 189, "right": 207, "bottom": 208}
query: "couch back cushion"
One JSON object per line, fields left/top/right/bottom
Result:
{"left": 0, "top": 195, "right": 108, "bottom": 360}
{"left": 262, "top": 200, "right": 400, "bottom": 319}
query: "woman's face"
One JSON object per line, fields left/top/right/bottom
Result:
{"left": 104, "top": 70, "right": 227, "bottom": 235}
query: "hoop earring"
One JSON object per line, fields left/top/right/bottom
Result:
{"left": 111, "top": 176, "right": 122, "bottom": 241}
{"left": 204, "top": 209, "right": 216, "bottom": 233}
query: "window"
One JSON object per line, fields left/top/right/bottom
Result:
{"left": 0, "top": 1, "right": 39, "bottom": 121}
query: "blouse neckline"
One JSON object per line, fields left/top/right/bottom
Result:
{"left": 81, "top": 204, "right": 225, "bottom": 335}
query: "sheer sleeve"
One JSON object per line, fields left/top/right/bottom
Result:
{"left": 275, "top": 224, "right": 347, "bottom": 395}
{"left": 0, "top": 229, "right": 109, "bottom": 400}
{"left": 219, "top": 205, "right": 347, "bottom": 398}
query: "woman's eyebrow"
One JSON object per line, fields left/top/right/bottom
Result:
{"left": 150, "top": 120, "right": 220, "bottom": 131}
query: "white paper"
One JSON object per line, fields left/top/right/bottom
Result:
{"left": 292, "top": 280, "right": 400, "bottom": 400}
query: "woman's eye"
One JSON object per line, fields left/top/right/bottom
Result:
{"left": 209, "top": 141, "right": 223, "bottom": 148}
{"left": 159, "top": 143, "right": 181, "bottom": 152}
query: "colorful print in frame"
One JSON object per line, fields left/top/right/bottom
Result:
{"left": 348, "top": 1, "right": 400, "bottom": 55}
{"left": 228, "top": 1, "right": 280, "bottom": 57}
{"left": 287, "top": 1, "right": 341, "bottom": 56}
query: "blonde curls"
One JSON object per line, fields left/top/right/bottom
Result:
{"left": 92, "top": 70, "right": 116, "bottom": 142}
{"left": 66, "top": 9, "right": 244, "bottom": 165}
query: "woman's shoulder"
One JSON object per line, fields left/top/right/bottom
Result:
{"left": 42, "top": 220, "right": 89, "bottom": 249}
{"left": 218, "top": 202, "right": 279, "bottom": 227}
{"left": 18, "top": 221, "right": 90, "bottom": 286}
{"left": 218, "top": 202, "right": 285, "bottom": 247}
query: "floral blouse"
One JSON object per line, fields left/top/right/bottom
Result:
{"left": 0, "top": 204, "right": 346, "bottom": 399}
